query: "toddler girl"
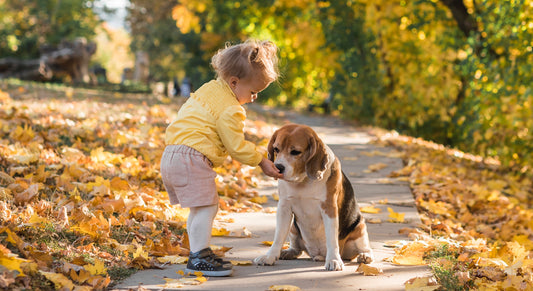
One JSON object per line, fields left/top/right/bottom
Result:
{"left": 160, "top": 39, "right": 283, "bottom": 276}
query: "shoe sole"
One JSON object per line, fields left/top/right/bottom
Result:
{"left": 184, "top": 268, "right": 233, "bottom": 277}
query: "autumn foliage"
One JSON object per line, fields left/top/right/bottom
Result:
{"left": 137, "top": 0, "right": 533, "bottom": 175}
{"left": 0, "top": 84, "right": 272, "bottom": 289}
{"left": 375, "top": 129, "right": 533, "bottom": 290}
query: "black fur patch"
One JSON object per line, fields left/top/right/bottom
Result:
{"left": 338, "top": 171, "right": 363, "bottom": 240}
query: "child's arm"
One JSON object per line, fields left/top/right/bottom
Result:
{"left": 259, "top": 157, "right": 283, "bottom": 179}
{"left": 217, "top": 106, "right": 278, "bottom": 171}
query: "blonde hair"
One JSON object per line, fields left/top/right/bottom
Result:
{"left": 211, "top": 39, "right": 279, "bottom": 83}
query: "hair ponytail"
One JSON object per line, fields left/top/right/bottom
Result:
{"left": 211, "top": 39, "right": 279, "bottom": 83}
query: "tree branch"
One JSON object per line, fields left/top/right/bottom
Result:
{"left": 439, "top": 0, "right": 478, "bottom": 37}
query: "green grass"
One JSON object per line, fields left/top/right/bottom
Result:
{"left": 425, "top": 243, "right": 472, "bottom": 291}
{"left": 107, "top": 266, "right": 137, "bottom": 286}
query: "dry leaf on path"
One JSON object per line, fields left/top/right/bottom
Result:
{"left": 390, "top": 241, "right": 428, "bottom": 266}
{"left": 157, "top": 256, "right": 188, "bottom": 264}
{"left": 230, "top": 260, "right": 253, "bottom": 266}
{"left": 364, "top": 163, "right": 388, "bottom": 173}
{"left": 250, "top": 195, "right": 268, "bottom": 204}
{"left": 387, "top": 207, "right": 405, "bottom": 223}
{"left": 404, "top": 276, "right": 440, "bottom": 290}
{"left": 356, "top": 263, "right": 383, "bottom": 276}
{"left": 360, "top": 205, "right": 382, "bottom": 214}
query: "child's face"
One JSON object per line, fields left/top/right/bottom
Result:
{"left": 229, "top": 76, "right": 271, "bottom": 105}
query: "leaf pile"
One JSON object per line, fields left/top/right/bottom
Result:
{"left": 374, "top": 129, "right": 533, "bottom": 290}
{"left": 0, "top": 86, "right": 274, "bottom": 290}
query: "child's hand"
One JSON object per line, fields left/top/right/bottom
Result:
{"left": 259, "top": 157, "right": 283, "bottom": 179}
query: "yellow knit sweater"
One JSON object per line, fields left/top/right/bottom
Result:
{"left": 165, "top": 79, "right": 263, "bottom": 167}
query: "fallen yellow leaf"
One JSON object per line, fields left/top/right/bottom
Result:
{"left": 404, "top": 276, "right": 440, "bottom": 290}
{"left": 356, "top": 263, "right": 383, "bottom": 276}
{"left": 212, "top": 228, "right": 230, "bottom": 236}
{"left": 390, "top": 241, "right": 428, "bottom": 266}
{"left": 376, "top": 178, "right": 393, "bottom": 184}
{"left": 387, "top": 207, "right": 405, "bottom": 223}
{"left": 364, "top": 162, "right": 388, "bottom": 173}
{"left": 39, "top": 271, "right": 75, "bottom": 290}
{"left": 250, "top": 195, "right": 268, "bottom": 204}
{"left": 157, "top": 255, "right": 188, "bottom": 264}
{"left": 84, "top": 258, "right": 107, "bottom": 275}
{"left": 260, "top": 241, "right": 290, "bottom": 249}
{"left": 360, "top": 205, "right": 382, "bottom": 214}
{"left": 0, "top": 250, "right": 27, "bottom": 275}
{"left": 230, "top": 260, "right": 253, "bottom": 266}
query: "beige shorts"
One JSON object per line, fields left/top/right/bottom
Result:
{"left": 160, "top": 145, "right": 218, "bottom": 208}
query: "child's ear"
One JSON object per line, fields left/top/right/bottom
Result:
{"left": 228, "top": 76, "right": 239, "bottom": 88}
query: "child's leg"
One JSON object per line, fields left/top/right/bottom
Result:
{"left": 185, "top": 203, "right": 233, "bottom": 276}
{"left": 187, "top": 204, "right": 218, "bottom": 253}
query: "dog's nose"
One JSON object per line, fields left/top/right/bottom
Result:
{"left": 275, "top": 164, "right": 285, "bottom": 173}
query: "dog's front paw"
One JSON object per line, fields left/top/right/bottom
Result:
{"left": 356, "top": 251, "right": 374, "bottom": 264}
{"left": 324, "top": 258, "right": 344, "bottom": 271}
{"left": 253, "top": 254, "right": 278, "bottom": 266}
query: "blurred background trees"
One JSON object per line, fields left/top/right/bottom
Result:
{"left": 0, "top": 0, "right": 100, "bottom": 59}
{"left": 0, "top": 0, "right": 532, "bottom": 174}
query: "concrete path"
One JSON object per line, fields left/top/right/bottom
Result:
{"left": 115, "top": 107, "right": 430, "bottom": 290}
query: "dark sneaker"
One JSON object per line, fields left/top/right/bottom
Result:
{"left": 185, "top": 248, "right": 233, "bottom": 277}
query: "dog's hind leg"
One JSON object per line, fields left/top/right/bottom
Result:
{"left": 280, "top": 220, "right": 304, "bottom": 260}
{"left": 341, "top": 220, "right": 373, "bottom": 264}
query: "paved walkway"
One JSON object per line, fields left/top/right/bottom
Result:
{"left": 115, "top": 107, "right": 430, "bottom": 290}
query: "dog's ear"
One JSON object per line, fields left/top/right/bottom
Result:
{"left": 267, "top": 129, "right": 279, "bottom": 162}
{"left": 305, "top": 134, "right": 328, "bottom": 180}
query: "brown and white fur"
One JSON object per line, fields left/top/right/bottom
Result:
{"left": 253, "top": 124, "right": 373, "bottom": 271}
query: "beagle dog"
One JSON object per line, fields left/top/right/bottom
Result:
{"left": 254, "top": 124, "right": 373, "bottom": 271}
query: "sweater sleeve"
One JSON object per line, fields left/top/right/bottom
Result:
{"left": 216, "top": 105, "right": 263, "bottom": 167}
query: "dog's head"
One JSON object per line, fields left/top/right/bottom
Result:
{"left": 268, "top": 124, "right": 329, "bottom": 182}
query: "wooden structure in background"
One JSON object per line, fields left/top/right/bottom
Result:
{"left": 0, "top": 38, "right": 96, "bottom": 83}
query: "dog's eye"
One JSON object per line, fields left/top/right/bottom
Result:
{"left": 273, "top": 147, "right": 280, "bottom": 153}
{"left": 290, "top": 150, "right": 301, "bottom": 156}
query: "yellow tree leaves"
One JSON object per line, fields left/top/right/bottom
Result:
{"left": 171, "top": 4, "right": 201, "bottom": 34}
